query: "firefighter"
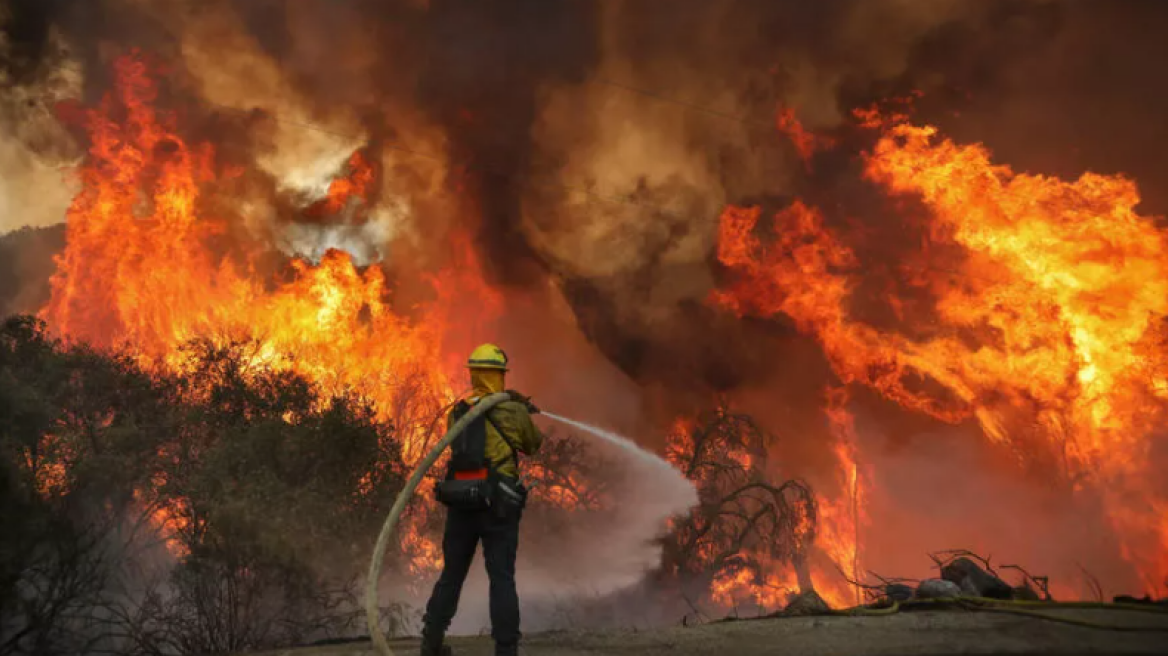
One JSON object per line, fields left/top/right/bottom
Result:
{"left": 421, "top": 343, "right": 542, "bottom": 656}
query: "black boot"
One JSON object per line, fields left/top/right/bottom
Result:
{"left": 494, "top": 642, "right": 518, "bottom": 656}
{"left": 420, "top": 627, "right": 452, "bottom": 656}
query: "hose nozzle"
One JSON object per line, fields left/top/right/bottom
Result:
{"left": 505, "top": 389, "right": 540, "bottom": 415}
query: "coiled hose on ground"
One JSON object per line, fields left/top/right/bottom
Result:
{"left": 841, "top": 596, "right": 1168, "bottom": 631}
{"left": 364, "top": 392, "right": 512, "bottom": 656}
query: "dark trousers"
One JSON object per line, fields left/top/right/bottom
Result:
{"left": 422, "top": 506, "right": 521, "bottom": 645}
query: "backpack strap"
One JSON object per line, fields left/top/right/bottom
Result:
{"left": 485, "top": 412, "right": 521, "bottom": 472}
{"left": 446, "top": 399, "right": 488, "bottom": 478}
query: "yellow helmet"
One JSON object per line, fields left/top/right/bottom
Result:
{"left": 467, "top": 343, "right": 509, "bottom": 371}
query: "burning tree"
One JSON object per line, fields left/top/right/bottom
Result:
{"left": 0, "top": 318, "right": 413, "bottom": 655}
{"left": 715, "top": 109, "right": 1168, "bottom": 595}
{"left": 662, "top": 406, "right": 817, "bottom": 612}
{"left": 117, "top": 339, "right": 409, "bottom": 655}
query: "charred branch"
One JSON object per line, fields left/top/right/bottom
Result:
{"left": 660, "top": 406, "right": 818, "bottom": 607}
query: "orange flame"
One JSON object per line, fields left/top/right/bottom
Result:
{"left": 304, "top": 149, "right": 377, "bottom": 218}
{"left": 776, "top": 107, "right": 833, "bottom": 168}
{"left": 40, "top": 55, "right": 496, "bottom": 572}
{"left": 715, "top": 111, "right": 1168, "bottom": 596}
{"left": 820, "top": 387, "right": 868, "bottom": 608}
{"left": 665, "top": 410, "right": 858, "bottom": 610}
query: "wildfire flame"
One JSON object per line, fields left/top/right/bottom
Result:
{"left": 33, "top": 49, "right": 1168, "bottom": 612}
{"left": 715, "top": 110, "right": 1168, "bottom": 596}
{"left": 44, "top": 56, "right": 495, "bottom": 434}
{"left": 663, "top": 410, "right": 857, "bottom": 609}
{"left": 822, "top": 387, "right": 867, "bottom": 608}
{"left": 307, "top": 149, "right": 376, "bottom": 217}
{"left": 776, "top": 108, "right": 833, "bottom": 169}
{"left": 41, "top": 55, "right": 500, "bottom": 574}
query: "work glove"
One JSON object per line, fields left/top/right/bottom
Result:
{"left": 505, "top": 389, "right": 540, "bottom": 415}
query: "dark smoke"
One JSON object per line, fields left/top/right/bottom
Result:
{"left": 4, "top": 0, "right": 1167, "bottom": 444}
{"left": 0, "top": 0, "right": 55, "bottom": 84}
{"left": 838, "top": 1, "right": 1168, "bottom": 215}
{"left": 543, "top": 0, "right": 1168, "bottom": 400}
{"left": 4, "top": 0, "right": 1168, "bottom": 426}
{"left": 417, "top": 0, "right": 598, "bottom": 285}
{"left": 189, "top": 0, "right": 600, "bottom": 286}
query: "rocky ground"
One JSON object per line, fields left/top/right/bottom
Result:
{"left": 253, "top": 606, "right": 1168, "bottom": 656}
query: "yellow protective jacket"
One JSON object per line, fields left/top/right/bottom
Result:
{"left": 449, "top": 370, "right": 542, "bottom": 478}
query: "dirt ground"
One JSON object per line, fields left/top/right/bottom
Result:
{"left": 254, "top": 607, "right": 1168, "bottom": 656}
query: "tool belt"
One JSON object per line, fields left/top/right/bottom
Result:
{"left": 435, "top": 477, "right": 492, "bottom": 511}
{"left": 436, "top": 472, "right": 527, "bottom": 517}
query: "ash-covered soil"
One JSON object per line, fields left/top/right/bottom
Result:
{"left": 252, "top": 607, "right": 1168, "bottom": 656}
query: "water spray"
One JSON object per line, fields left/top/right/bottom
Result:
{"left": 364, "top": 398, "right": 695, "bottom": 656}
{"left": 541, "top": 412, "right": 686, "bottom": 480}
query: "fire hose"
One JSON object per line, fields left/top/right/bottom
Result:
{"left": 363, "top": 394, "right": 1168, "bottom": 648}
{"left": 839, "top": 597, "right": 1168, "bottom": 632}
{"left": 364, "top": 391, "right": 512, "bottom": 656}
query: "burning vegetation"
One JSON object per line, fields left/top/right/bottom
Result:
{"left": 715, "top": 111, "right": 1168, "bottom": 596}
{"left": 3, "top": 0, "right": 1168, "bottom": 654}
